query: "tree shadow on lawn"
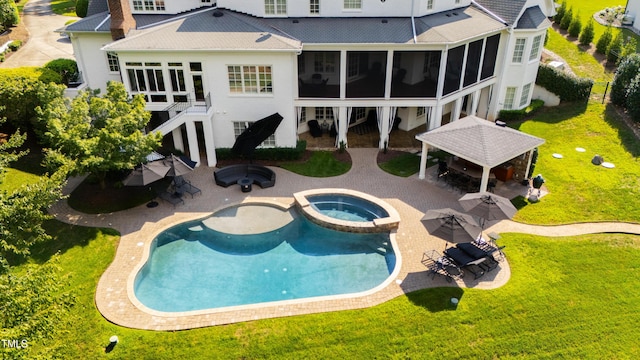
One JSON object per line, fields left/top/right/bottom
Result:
{"left": 401, "top": 272, "right": 465, "bottom": 312}
{"left": 509, "top": 101, "right": 589, "bottom": 131}
{"left": 6, "top": 220, "right": 118, "bottom": 267}
{"left": 603, "top": 103, "right": 640, "bottom": 157}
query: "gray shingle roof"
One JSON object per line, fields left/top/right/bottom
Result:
{"left": 415, "top": 116, "right": 544, "bottom": 167}
{"left": 516, "top": 6, "right": 551, "bottom": 30}
{"left": 87, "top": 0, "right": 108, "bottom": 17}
{"left": 103, "top": 9, "right": 302, "bottom": 51}
{"left": 475, "top": 0, "right": 527, "bottom": 25}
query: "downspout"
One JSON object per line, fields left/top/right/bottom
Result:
{"left": 411, "top": 0, "right": 417, "bottom": 43}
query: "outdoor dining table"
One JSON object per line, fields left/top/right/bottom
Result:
{"left": 447, "top": 158, "right": 496, "bottom": 180}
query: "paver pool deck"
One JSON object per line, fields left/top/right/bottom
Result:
{"left": 49, "top": 148, "right": 640, "bottom": 330}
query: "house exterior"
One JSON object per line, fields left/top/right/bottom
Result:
{"left": 626, "top": 0, "right": 640, "bottom": 32}
{"left": 63, "top": 0, "right": 555, "bottom": 167}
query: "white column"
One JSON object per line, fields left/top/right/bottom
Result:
{"left": 172, "top": 127, "right": 184, "bottom": 153}
{"left": 185, "top": 120, "right": 200, "bottom": 166}
{"left": 471, "top": 89, "right": 481, "bottom": 116}
{"left": 378, "top": 106, "right": 390, "bottom": 149}
{"left": 479, "top": 166, "right": 491, "bottom": 192}
{"left": 202, "top": 118, "right": 217, "bottom": 167}
{"left": 418, "top": 141, "right": 429, "bottom": 180}
{"left": 338, "top": 106, "right": 348, "bottom": 147}
{"left": 384, "top": 50, "right": 394, "bottom": 98}
{"left": 340, "top": 50, "right": 347, "bottom": 99}
{"left": 430, "top": 103, "right": 443, "bottom": 130}
{"left": 452, "top": 97, "right": 462, "bottom": 122}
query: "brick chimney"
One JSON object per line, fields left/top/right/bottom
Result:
{"left": 108, "top": 0, "right": 136, "bottom": 41}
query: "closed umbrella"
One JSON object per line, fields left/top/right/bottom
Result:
{"left": 421, "top": 208, "right": 482, "bottom": 243}
{"left": 164, "top": 154, "right": 197, "bottom": 177}
{"left": 458, "top": 192, "right": 517, "bottom": 228}
{"left": 122, "top": 162, "right": 171, "bottom": 186}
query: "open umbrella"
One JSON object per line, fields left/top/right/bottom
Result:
{"left": 164, "top": 154, "right": 197, "bottom": 177}
{"left": 458, "top": 192, "right": 517, "bottom": 228}
{"left": 232, "top": 113, "right": 283, "bottom": 158}
{"left": 421, "top": 208, "right": 482, "bottom": 243}
{"left": 122, "top": 162, "right": 171, "bottom": 186}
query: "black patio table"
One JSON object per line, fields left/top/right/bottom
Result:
{"left": 457, "top": 242, "right": 489, "bottom": 260}
{"left": 445, "top": 247, "right": 486, "bottom": 279}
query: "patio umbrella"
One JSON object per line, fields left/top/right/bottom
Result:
{"left": 232, "top": 113, "right": 283, "bottom": 158}
{"left": 122, "top": 162, "right": 171, "bottom": 186}
{"left": 421, "top": 208, "right": 482, "bottom": 243}
{"left": 163, "top": 154, "right": 197, "bottom": 177}
{"left": 458, "top": 192, "right": 517, "bottom": 228}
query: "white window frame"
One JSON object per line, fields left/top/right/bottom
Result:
{"left": 529, "top": 35, "right": 542, "bottom": 61}
{"left": 520, "top": 83, "right": 532, "bottom": 107}
{"left": 227, "top": 65, "right": 273, "bottom": 95}
{"left": 125, "top": 62, "right": 168, "bottom": 103}
{"left": 344, "top": 0, "right": 361, "bottom": 10}
{"left": 427, "top": 0, "right": 434, "bottom": 10}
{"left": 310, "top": 0, "right": 319, "bottom": 14}
{"left": 503, "top": 87, "right": 516, "bottom": 110}
{"left": 133, "top": 0, "right": 143, "bottom": 11}
{"left": 512, "top": 38, "right": 526, "bottom": 63}
{"left": 416, "top": 107, "right": 425, "bottom": 117}
{"left": 315, "top": 107, "right": 334, "bottom": 120}
{"left": 299, "top": 107, "right": 307, "bottom": 123}
{"left": 106, "top": 51, "right": 119, "bottom": 73}
{"left": 234, "top": 122, "right": 276, "bottom": 147}
{"left": 265, "top": 0, "right": 287, "bottom": 15}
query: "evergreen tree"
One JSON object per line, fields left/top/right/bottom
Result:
{"left": 625, "top": 74, "right": 640, "bottom": 122}
{"left": 579, "top": 19, "right": 595, "bottom": 46}
{"left": 596, "top": 27, "right": 613, "bottom": 54}
{"left": 568, "top": 13, "right": 582, "bottom": 37}
{"left": 560, "top": 7, "right": 573, "bottom": 30}
{"left": 554, "top": 0, "right": 567, "bottom": 23}
{"left": 0, "top": 0, "right": 19, "bottom": 30}
{"left": 607, "top": 32, "right": 623, "bottom": 64}
{"left": 610, "top": 54, "right": 640, "bottom": 106}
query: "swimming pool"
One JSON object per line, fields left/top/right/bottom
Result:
{"left": 307, "top": 194, "right": 389, "bottom": 222}
{"left": 133, "top": 203, "right": 398, "bottom": 313}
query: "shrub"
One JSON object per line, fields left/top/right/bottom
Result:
{"left": 0, "top": 0, "right": 19, "bottom": 29}
{"left": 498, "top": 99, "right": 545, "bottom": 121}
{"left": 7, "top": 39, "right": 20, "bottom": 51}
{"left": 606, "top": 32, "right": 623, "bottom": 64}
{"left": 560, "top": 7, "right": 573, "bottom": 30}
{"left": 596, "top": 28, "right": 613, "bottom": 54}
{"left": 554, "top": 0, "right": 567, "bottom": 24}
{"left": 610, "top": 54, "right": 640, "bottom": 106}
{"left": 43, "top": 58, "right": 78, "bottom": 86}
{"left": 625, "top": 74, "right": 640, "bottom": 122}
{"left": 75, "top": 0, "right": 88, "bottom": 18}
{"left": 535, "top": 64, "right": 593, "bottom": 102}
{"left": 579, "top": 19, "right": 595, "bottom": 46}
{"left": 216, "top": 140, "right": 307, "bottom": 161}
{"left": 568, "top": 14, "right": 582, "bottom": 38}
{"left": 621, "top": 37, "right": 638, "bottom": 60}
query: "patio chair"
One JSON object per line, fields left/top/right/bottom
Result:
{"left": 437, "top": 160, "right": 449, "bottom": 180}
{"left": 173, "top": 176, "right": 202, "bottom": 198}
{"left": 422, "top": 250, "right": 463, "bottom": 282}
{"left": 158, "top": 190, "right": 184, "bottom": 207}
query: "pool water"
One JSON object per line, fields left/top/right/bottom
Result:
{"left": 134, "top": 215, "right": 395, "bottom": 312}
{"left": 307, "top": 195, "right": 389, "bottom": 222}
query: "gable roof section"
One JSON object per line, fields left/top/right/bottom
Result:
{"left": 413, "top": 6, "right": 506, "bottom": 44}
{"left": 474, "top": 0, "right": 527, "bottom": 26}
{"left": 415, "top": 116, "right": 544, "bottom": 168}
{"left": 515, "top": 6, "right": 551, "bottom": 30}
{"left": 103, "top": 9, "right": 302, "bottom": 51}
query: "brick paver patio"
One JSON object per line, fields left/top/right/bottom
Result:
{"left": 49, "top": 148, "right": 640, "bottom": 330}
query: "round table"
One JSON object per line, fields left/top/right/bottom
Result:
{"left": 238, "top": 177, "right": 252, "bottom": 192}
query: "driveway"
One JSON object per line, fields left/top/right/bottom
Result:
{"left": 1, "top": 0, "right": 77, "bottom": 68}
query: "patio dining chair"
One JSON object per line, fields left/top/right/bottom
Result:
{"left": 172, "top": 176, "right": 202, "bottom": 198}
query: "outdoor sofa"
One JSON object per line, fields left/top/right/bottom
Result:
{"left": 214, "top": 164, "right": 275, "bottom": 188}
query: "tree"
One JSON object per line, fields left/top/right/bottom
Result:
{"left": 0, "top": 120, "right": 67, "bottom": 264}
{"left": 596, "top": 27, "right": 613, "bottom": 54}
{"left": 0, "top": 0, "right": 19, "bottom": 30}
{"left": 612, "top": 54, "right": 640, "bottom": 106}
{"left": 606, "top": 32, "right": 623, "bottom": 64}
{"left": 38, "top": 81, "right": 163, "bottom": 188}
{"left": 620, "top": 37, "right": 638, "bottom": 60}
{"left": 625, "top": 74, "right": 640, "bottom": 122}
{"left": 75, "top": 0, "right": 89, "bottom": 17}
{"left": 568, "top": 13, "right": 582, "bottom": 37}
{"left": 579, "top": 19, "right": 595, "bottom": 46}
{"left": 560, "top": 7, "right": 573, "bottom": 30}
{"left": 554, "top": 0, "right": 567, "bottom": 24}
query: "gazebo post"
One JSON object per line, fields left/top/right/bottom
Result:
{"left": 479, "top": 166, "right": 491, "bottom": 192}
{"left": 419, "top": 142, "right": 429, "bottom": 179}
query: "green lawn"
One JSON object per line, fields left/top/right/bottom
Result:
{"left": 280, "top": 150, "right": 351, "bottom": 177}
{"left": 18, "top": 227, "right": 640, "bottom": 358}
{"left": 50, "top": 0, "right": 78, "bottom": 17}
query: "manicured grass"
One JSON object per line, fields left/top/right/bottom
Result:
{"left": 378, "top": 150, "right": 445, "bottom": 177}
{"left": 22, "top": 226, "right": 640, "bottom": 358}
{"left": 50, "top": 0, "right": 78, "bottom": 17}
{"left": 546, "top": 30, "right": 614, "bottom": 82}
{"left": 512, "top": 102, "right": 640, "bottom": 224}
{"left": 280, "top": 150, "right": 351, "bottom": 177}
